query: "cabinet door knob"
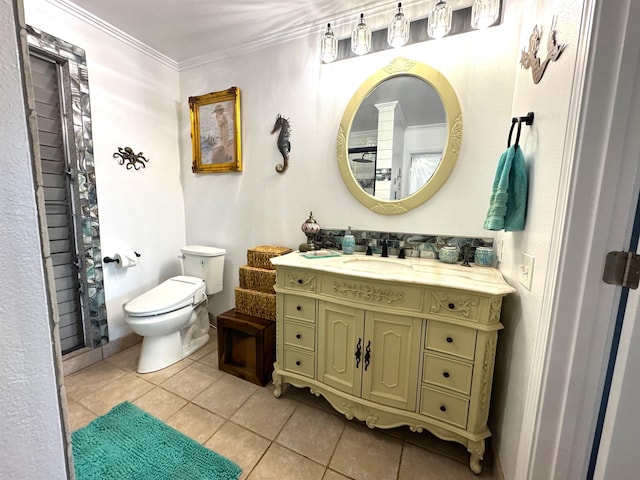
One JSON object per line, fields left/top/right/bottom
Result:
{"left": 446, "top": 336, "right": 454, "bottom": 343}
{"left": 296, "top": 305, "right": 302, "bottom": 311}
{"left": 355, "top": 338, "right": 362, "bottom": 368}
{"left": 443, "top": 371, "right": 450, "bottom": 378}
{"left": 296, "top": 360, "right": 301, "bottom": 366}
{"left": 448, "top": 303, "right": 455, "bottom": 309}
{"left": 297, "top": 279, "right": 303, "bottom": 284}
{"left": 440, "top": 405, "right": 447, "bottom": 412}
{"left": 296, "top": 333, "right": 301, "bottom": 339}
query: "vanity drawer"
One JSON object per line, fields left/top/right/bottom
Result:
{"left": 283, "top": 295, "right": 316, "bottom": 323}
{"left": 283, "top": 348, "right": 315, "bottom": 378}
{"left": 283, "top": 321, "right": 315, "bottom": 351}
{"left": 319, "top": 274, "right": 424, "bottom": 313}
{"left": 420, "top": 385, "right": 469, "bottom": 429}
{"left": 279, "top": 268, "right": 317, "bottom": 293}
{"left": 423, "top": 352, "right": 473, "bottom": 395}
{"left": 425, "top": 321, "right": 477, "bottom": 361}
{"left": 428, "top": 290, "right": 482, "bottom": 323}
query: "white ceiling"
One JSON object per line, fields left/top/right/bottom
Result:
{"left": 63, "top": 0, "right": 475, "bottom": 67}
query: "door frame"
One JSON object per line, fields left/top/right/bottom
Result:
{"left": 520, "top": 0, "right": 640, "bottom": 478}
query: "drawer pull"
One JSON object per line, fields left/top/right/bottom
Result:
{"left": 443, "top": 371, "right": 450, "bottom": 378}
{"left": 440, "top": 405, "right": 447, "bottom": 412}
{"left": 297, "top": 279, "right": 303, "bottom": 284}
{"left": 296, "top": 360, "right": 301, "bottom": 366}
{"left": 446, "top": 336, "right": 454, "bottom": 343}
{"left": 448, "top": 303, "right": 455, "bottom": 309}
{"left": 296, "top": 305, "right": 302, "bottom": 311}
{"left": 296, "top": 333, "right": 301, "bottom": 339}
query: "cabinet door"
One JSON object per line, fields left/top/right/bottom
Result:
{"left": 361, "top": 310, "right": 422, "bottom": 411}
{"left": 317, "top": 301, "right": 365, "bottom": 396}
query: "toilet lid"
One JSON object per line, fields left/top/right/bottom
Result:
{"left": 124, "top": 276, "right": 206, "bottom": 316}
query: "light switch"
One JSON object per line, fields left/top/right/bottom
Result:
{"left": 519, "top": 253, "right": 535, "bottom": 290}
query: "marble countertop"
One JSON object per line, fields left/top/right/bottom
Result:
{"left": 270, "top": 251, "right": 516, "bottom": 296}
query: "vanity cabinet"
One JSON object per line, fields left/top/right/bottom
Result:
{"left": 318, "top": 302, "right": 421, "bottom": 411}
{"left": 270, "top": 254, "right": 515, "bottom": 474}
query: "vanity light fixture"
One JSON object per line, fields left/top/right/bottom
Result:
{"left": 387, "top": 2, "right": 410, "bottom": 48}
{"left": 471, "top": 0, "right": 500, "bottom": 30}
{"left": 351, "top": 13, "right": 372, "bottom": 55}
{"left": 320, "top": 23, "right": 338, "bottom": 63}
{"left": 427, "top": 0, "right": 453, "bottom": 39}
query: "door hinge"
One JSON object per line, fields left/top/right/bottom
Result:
{"left": 603, "top": 251, "right": 640, "bottom": 289}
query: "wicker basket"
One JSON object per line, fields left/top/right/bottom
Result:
{"left": 247, "top": 245, "right": 292, "bottom": 270}
{"left": 235, "top": 287, "right": 276, "bottom": 320}
{"left": 239, "top": 265, "right": 276, "bottom": 294}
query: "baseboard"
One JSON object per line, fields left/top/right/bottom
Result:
{"left": 62, "top": 333, "right": 142, "bottom": 376}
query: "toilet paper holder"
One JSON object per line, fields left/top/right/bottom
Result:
{"left": 104, "top": 251, "right": 141, "bottom": 264}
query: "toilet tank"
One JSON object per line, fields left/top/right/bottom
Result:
{"left": 180, "top": 245, "right": 226, "bottom": 295}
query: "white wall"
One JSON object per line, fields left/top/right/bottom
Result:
{"left": 0, "top": 0, "right": 67, "bottom": 477}
{"left": 491, "top": 1, "right": 587, "bottom": 478}
{"left": 179, "top": 15, "right": 523, "bottom": 317}
{"left": 24, "top": 0, "right": 186, "bottom": 339}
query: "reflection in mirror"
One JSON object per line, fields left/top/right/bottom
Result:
{"left": 348, "top": 75, "right": 447, "bottom": 200}
{"left": 337, "top": 57, "right": 462, "bottom": 215}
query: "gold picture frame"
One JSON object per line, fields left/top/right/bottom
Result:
{"left": 189, "top": 87, "right": 242, "bottom": 173}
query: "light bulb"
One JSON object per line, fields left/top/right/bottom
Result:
{"left": 320, "top": 23, "right": 338, "bottom": 63}
{"left": 427, "top": 0, "right": 452, "bottom": 39}
{"left": 388, "top": 2, "right": 410, "bottom": 48}
{"left": 351, "top": 13, "right": 372, "bottom": 56}
{"left": 471, "top": 0, "right": 500, "bottom": 30}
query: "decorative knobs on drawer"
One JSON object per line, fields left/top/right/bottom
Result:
{"left": 296, "top": 333, "right": 301, "bottom": 339}
{"left": 440, "top": 405, "right": 447, "bottom": 412}
{"left": 448, "top": 303, "right": 455, "bottom": 309}
{"left": 443, "top": 371, "right": 450, "bottom": 378}
{"left": 296, "top": 305, "right": 302, "bottom": 311}
{"left": 446, "top": 336, "right": 454, "bottom": 343}
{"left": 296, "top": 360, "right": 301, "bottom": 366}
{"left": 297, "top": 279, "right": 303, "bottom": 284}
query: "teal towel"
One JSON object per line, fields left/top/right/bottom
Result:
{"left": 483, "top": 145, "right": 528, "bottom": 231}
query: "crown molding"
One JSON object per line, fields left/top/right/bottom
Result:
{"left": 45, "top": 0, "right": 178, "bottom": 71}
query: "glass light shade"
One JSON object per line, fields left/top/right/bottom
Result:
{"left": 427, "top": 1, "right": 452, "bottom": 39}
{"left": 471, "top": 0, "right": 500, "bottom": 30}
{"left": 320, "top": 23, "right": 338, "bottom": 63}
{"left": 387, "top": 2, "right": 410, "bottom": 48}
{"left": 351, "top": 13, "right": 372, "bottom": 56}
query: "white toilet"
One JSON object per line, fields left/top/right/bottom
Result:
{"left": 124, "top": 245, "right": 226, "bottom": 373}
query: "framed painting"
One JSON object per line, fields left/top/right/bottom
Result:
{"left": 189, "top": 87, "right": 242, "bottom": 173}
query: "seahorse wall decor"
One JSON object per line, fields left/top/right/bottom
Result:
{"left": 271, "top": 114, "right": 291, "bottom": 173}
{"left": 520, "top": 16, "right": 566, "bottom": 85}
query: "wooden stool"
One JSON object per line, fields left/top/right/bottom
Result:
{"left": 216, "top": 308, "right": 275, "bottom": 386}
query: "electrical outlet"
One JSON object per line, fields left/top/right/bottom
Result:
{"left": 519, "top": 253, "right": 535, "bottom": 290}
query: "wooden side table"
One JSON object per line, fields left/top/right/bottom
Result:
{"left": 216, "top": 308, "right": 275, "bottom": 386}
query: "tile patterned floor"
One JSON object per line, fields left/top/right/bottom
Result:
{"left": 65, "top": 331, "right": 503, "bottom": 480}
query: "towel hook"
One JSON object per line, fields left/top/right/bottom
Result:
{"left": 508, "top": 112, "right": 535, "bottom": 148}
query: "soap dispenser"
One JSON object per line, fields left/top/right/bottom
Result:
{"left": 343, "top": 227, "right": 355, "bottom": 254}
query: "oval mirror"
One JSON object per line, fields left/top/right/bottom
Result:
{"left": 337, "top": 57, "right": 462, "bottom": 215}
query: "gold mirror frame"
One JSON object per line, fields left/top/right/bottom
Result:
{"left": 337, "top": 57, "right": 462, "bottom": 215}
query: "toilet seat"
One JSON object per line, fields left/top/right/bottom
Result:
{"left": 124, "top": 276, "right": 206, "bottom": 317}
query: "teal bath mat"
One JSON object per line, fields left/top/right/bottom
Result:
{"left": 72, "top": 402, "right": 242, "bottom": 480}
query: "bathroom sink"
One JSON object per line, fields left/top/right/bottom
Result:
{"left": 338, "top": 257, "right": 414, "bottom": 274}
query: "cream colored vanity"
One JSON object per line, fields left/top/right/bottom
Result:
{"left": 271, "top": 252, "right": 515, "bottom": 474}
